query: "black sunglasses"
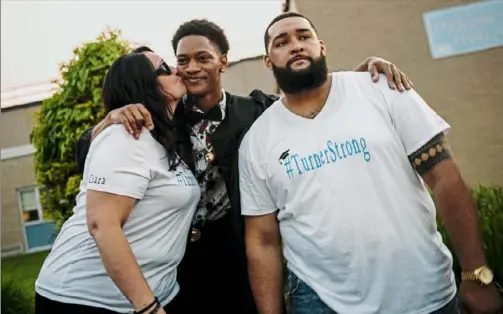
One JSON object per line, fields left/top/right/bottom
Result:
{"left": 155, "top": 61, "right": 172, "bottom": 76}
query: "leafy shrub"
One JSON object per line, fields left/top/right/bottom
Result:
{"left": 437, "top": 185, "right": 503, "bottom": 286}
{"left": 1, "top": 275, "right": 34, "bottom": 314}
{"left": 30, "top": 29, "right": 131, "bottom": 228}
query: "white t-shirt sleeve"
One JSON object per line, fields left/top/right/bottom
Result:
{"left": 238, "top": 133, "right": 277, "bottom": 216}
{"left": 376, "top": 75, "right": 451, "bottom": 155}
{"left": 86, "top": 127, "right": 151, "bottom": 199}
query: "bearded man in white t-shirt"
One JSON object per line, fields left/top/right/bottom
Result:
{"left": 238, "top": 12, "right": 503, "bottom": 314}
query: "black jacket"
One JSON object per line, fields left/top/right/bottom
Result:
{"left": 76, "top": 90, "right": 280, "bottom": 312}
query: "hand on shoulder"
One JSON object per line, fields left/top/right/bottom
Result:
{"left": 93, "top": 103, "right": 154, "bottom": 141}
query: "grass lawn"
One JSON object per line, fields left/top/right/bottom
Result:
{"left": 2, "top": 250, "right": 49, "bottom": 297}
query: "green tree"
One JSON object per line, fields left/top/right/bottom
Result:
{"left": 30, "top": 28, "right": 131, "bottom": 228}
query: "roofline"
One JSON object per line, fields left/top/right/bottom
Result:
{"left": 1, "top": 80, "right": 58, "bottom": 110}
{"left": 1, "top": 100, "right": 43, "bottom": 112}
{"left": 1, "top": 144, "right": 36, "bottom": 160}
{"left": 2, "top": 54, "right": 266, "bottom": 110}
{"left": 228, "top": 55, "right": 264, "bottom": 67}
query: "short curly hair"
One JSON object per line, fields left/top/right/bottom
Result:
{"left": 172, "top": 19, "right": 230, "bottom": 55}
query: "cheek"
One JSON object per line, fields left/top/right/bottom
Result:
{"left": 307, "top": 43, "right": 322, "bottom": 57}
{"left": 157, "top": 77, "right": 169, "bottom": 91}
{"left": 270, "top": 51, "right": 288, "bottom": 67}
{"left": 204, "top": 67, "right": 220, "bottom": 84}
{"left": 158, "top": 76, "right": 185, "bottom": 95}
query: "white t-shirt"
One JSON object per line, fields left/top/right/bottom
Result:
{"left": 239, "top": 72, "right": 456, "bottom": 314}
{"left": 35, "top": 125, "right": 200, "bottom": 313}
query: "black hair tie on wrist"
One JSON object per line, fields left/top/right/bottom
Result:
{"left": 134, "top": 297, "right": 160, "bottom": 314}
{"left": 149, "top": 301, "right": 162, "bottom": 314}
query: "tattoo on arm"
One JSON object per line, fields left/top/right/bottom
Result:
{"left": 408, "top": 133, "right": 451, "bottom": 175}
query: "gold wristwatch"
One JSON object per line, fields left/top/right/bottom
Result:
{"left": 461, "top": 265, "right": 494, "bottom": 285}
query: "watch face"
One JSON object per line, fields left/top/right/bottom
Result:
{"left": 480, "top": 268, "right": 494, "bottom": 284}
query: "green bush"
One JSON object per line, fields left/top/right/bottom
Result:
{"left": 1, "top": 275, "right": 34, "bottom": 314}
{"left": 30, "top": 29, "right": 131, "bottom": 228}
{"left": 437, "top": 185, "right": 503, "bottom": 286}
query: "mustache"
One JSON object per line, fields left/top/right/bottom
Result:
{"left": 286, "top": 55, "right": 314, "bottom": 68}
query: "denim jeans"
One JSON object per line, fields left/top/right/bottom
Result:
{"left": 286, "top": 270, "right": 460, "bottom": 314}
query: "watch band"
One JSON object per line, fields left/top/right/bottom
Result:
{"left": 461, "top": 271, "right": 478, "bottom": 282}
{"left": 461, "top": 265, "right": 494, "bottom": 285}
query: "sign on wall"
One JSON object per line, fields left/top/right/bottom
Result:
{"left": 422, "top": 0, "right": 503, "bottom": 59}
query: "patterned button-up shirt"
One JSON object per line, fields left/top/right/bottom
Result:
{"left": 185, "top": 90, "right": 230, "bottom": 226}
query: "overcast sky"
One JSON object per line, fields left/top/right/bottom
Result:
{"left": 1, "top": 0, "right": 282, "bottom": 91}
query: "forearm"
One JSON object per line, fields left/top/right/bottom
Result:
{"left": 246, "top": 242, "right": 284, "bottom": 314}
{"left": 91, "top": 116, "right": 112, "bottom": 140}
{"left": 92, "top": 224, "right": 155, "bottom": 311}
{"left": 434, "top": 175, "right": 486, "bottom": 270}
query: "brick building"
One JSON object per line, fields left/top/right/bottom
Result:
{"left": 1, "top": 83, "right": 57, "bottom": 256}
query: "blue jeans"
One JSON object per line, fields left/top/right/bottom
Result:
{"left": 286, "top": 270, "right": 460, "bottom": 314}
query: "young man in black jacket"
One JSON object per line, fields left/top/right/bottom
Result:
{"left": 76, "top": 19, "right": 413, "bottom": 313}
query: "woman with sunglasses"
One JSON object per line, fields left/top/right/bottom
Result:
{"left": 34, "top": 49, "right": 199, "bottom": 314}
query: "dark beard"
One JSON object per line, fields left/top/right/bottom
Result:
{"left": 272, "top": 54, "right": 328, "bottom": 94}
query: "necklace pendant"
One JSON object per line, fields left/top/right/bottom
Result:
{"left": 205, "top": 152, "right": 215, "bottom": 163}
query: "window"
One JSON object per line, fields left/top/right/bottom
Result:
{"left": 18, "top": 187, "right": 43, "bottom": 223}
